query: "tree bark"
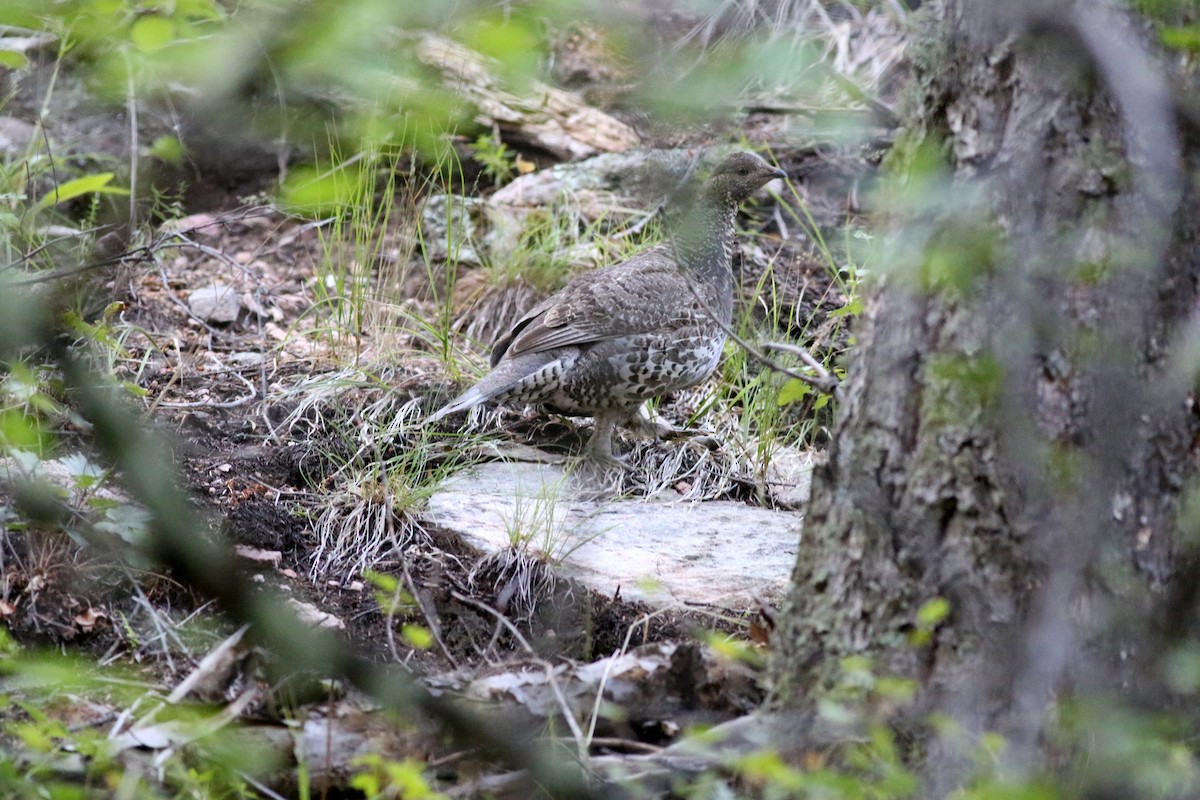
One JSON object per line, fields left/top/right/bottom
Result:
{"left": 769, "top": 0, "right": 1200, "bottom": 787}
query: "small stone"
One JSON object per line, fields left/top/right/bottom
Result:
{"left": 227, "top": 351, "right": 265, "bottom": 367}
{"left": 235, "top": 546, "right": 282, "bottom": 566}
{"left": 288, "top": 599, "right": 346, "bottom": 630}
{"left": 764, "top": 448, "right": 817, "bottom": 510}
{"left": 161, "top": 213, "right": 221, "bottom": 237}
{"left": 187, "top": 284, "right": 241, "bottom": 323}
{"left": 420, "top": 194, "right": 487, "bottom": 265}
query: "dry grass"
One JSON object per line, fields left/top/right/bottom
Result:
{"left": 674, "top": 0, "right": 910, "bottom": 105}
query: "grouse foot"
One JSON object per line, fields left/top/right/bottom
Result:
{"left": 627, "top": 403, "right": 720, "bottom": 451}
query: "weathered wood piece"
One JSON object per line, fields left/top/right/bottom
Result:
{"left": 415, "top": 33, "right": 640, "bottom": 160}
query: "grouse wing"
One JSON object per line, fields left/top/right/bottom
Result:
{"left": 493, "top": 247, "right": 694, "bottom": 362}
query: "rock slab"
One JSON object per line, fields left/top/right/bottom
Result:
{"left": 424, "top": 460, "right": 802, "bottom": 608}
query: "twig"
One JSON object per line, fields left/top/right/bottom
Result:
{"left": 124, "top": 51, "right": 139, "bottom": 229}
{"left": 583, "top": 649, "right": 619, "bottom": 753}
{"left": 6, "top": 246, "right": 153, "bottom": 285}
{"left": 155, "top": 368, "right": 258, "bottom": 409}
{"left": 4, "top": 206, "right": 279, "bottom": 282}
{"left": 398, "top": 548, "right": 459, "bottom": 668}
{"left": 675, "top": 241, "right": 840, "bottom": 393}
{"left": 564, "top": 736, "right": 663, "bottom": 755}
{"left": 762, "top": 340, "right": 839, "bottom": 392}
{"left": 450, "top": 589, "right": 589, "bottom": 758}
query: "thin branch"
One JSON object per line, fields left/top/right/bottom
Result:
{"left": 762, "top": 340, "right": 839, "bottom": 392}
{"left": 398, "top": 542, "right": 459, "bottom": 668}
{"left": 6, "top": 246, "right": 153, "bottom": 285}
{"left": 450, "top": 589, "right": 590, "bottom": 758}
{"left": 155, "top": 368, "right": 258, "bottom": 409}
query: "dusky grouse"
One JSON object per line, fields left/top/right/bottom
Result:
{"left": 428, "top": 150, "right": 787, "bottom": 468}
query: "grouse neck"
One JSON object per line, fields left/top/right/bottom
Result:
{"left": 670, "top": 195, "right": 737, "bottom": 280}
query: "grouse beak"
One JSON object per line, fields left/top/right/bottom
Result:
{"left": 771, "top": 167, "right": 788, "bottom": 182}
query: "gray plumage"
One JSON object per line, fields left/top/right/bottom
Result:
{"left": 428, "top": 151, "right": 787, "bottom": 468}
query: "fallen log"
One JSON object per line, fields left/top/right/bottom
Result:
{"left": 415, "top": 33, "right": 640, "bottom": 160}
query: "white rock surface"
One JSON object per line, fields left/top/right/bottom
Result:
{"left": 424, "top": 460, "right": 803, "bottom": 608}
{"left": 419, "top": 194, "right": 487, "bottom": 265}
{"left": 187, "top": 284, "right": 240, "bottom": 323}
{"left": 490, "top": 148, "right": 697, "bottom": 217}
{"left": 0, "top": 117, "right": 37, "bottom": 157}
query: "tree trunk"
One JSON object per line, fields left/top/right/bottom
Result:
{"left": 769, "top": 0, "right": 1200, "bottom": 787}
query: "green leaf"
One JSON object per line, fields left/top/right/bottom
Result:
{"left": 131, "top": 15, "right": 175, "bottom": 52}
{"left": 917, "top": 596, "right": 951, "bottom": 628}
{"left": 829, "top": 296, "right": 863, "bottom": 318}
{"left": 979, "top": 730, "right": 1008, "bottom": 757}
{"left": 817, "top": 698, "right": 857, "bottom": 725}
{"left": 401, "top": 624, "right": 433, "bottom": 650}
{"left": 1161, "top": 24, "right": 1200, "bottom": 53}
{"left": 279, "top": 165, "right": 357, "bottom": 217}
{"left": 875, "top": 676, "right": 918, "bottom": 702}
{"left": 95, "top": 504, "right": 153, "bottom": 545}
{"left": 776, "top": 378, "right": 811, "bottom": 406}
{"left": 148, "top": 135, "right": 185, "bottom": 163}
{"left": 363, "top": 569, "right": 399, "bottom": 593}
{"left": 0, "top": 410, "right": 46, "bottom": 452}
{"left": 0, "top": 50, "right": 30, "bottom": 70}
{"left": 32, "top": 173, "right": 129, "bottom": 213}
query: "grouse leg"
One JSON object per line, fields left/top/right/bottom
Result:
{"left": 583, "top": 412, "right": 633, "bottom": 471}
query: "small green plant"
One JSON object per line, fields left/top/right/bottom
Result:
{"left": 501, "top": 476, "right": 602, "bottom": 565}
{"left": 469, "top": 133, "right": 516, "bottom": 187}
{"left": 29, "top": 171, "right": 129, "bottom": 216}
{"left": 701, "top": 654, "right": 920, "bottom": 799}
{"left": 0, "top": 362, "right": 60, "bottom": 458}
{"left": 351, "top": 753, "right": 447, "bottom": 799}
{"left": 307, "top": 431, "right": 460, "bottom": 581}
{"left": 281, "top": 141, "right": 405, "bottom": 363}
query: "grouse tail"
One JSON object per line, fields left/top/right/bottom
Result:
{"left": 427, "top": 350, "right": 571, "bottom": 425}
{"left": 426, "top": 386, "right": 485, "bottom": 424}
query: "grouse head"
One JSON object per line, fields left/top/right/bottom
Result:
{"left": 702, "top": 151, "right": 787, "bottom": 206}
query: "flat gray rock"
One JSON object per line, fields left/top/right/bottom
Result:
{"left": 424, "top": 460, "right": 803, "bottom": 608}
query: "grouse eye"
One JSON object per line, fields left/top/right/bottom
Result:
{"left": 737, "top": 167, "right": 750, "bottom": 176}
